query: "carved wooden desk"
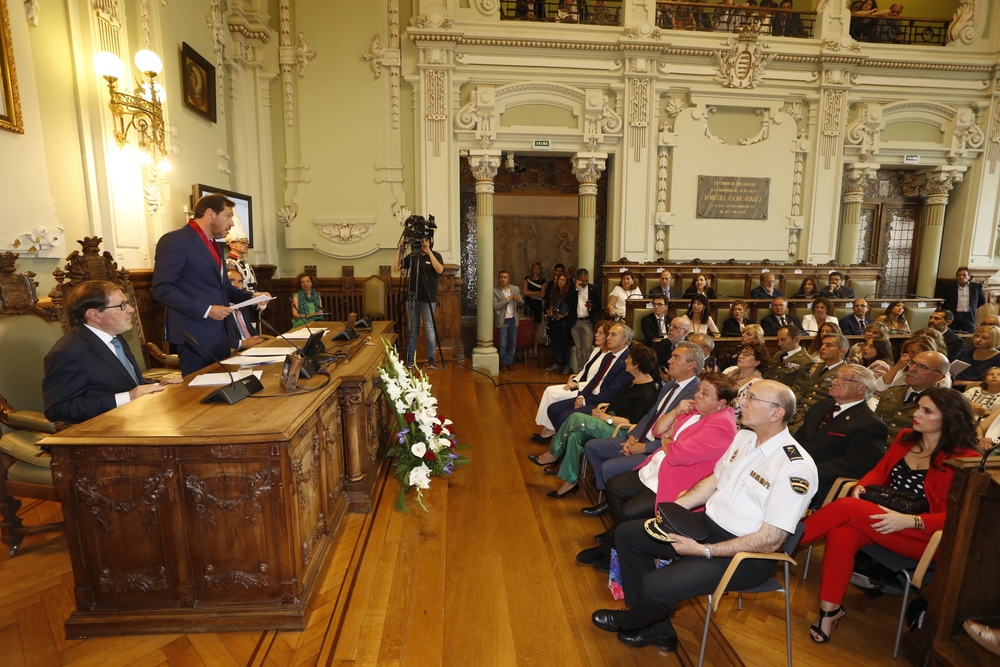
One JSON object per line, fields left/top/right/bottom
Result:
{"left": 42, "top": 322, "right": 395, "bottom": 637}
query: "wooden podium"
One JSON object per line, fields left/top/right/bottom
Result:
{"left": 41, "top": 323, "right": 395, "bottom": 637}
{"left": 902, "top": 456, "right": 1000, "bottom": 667}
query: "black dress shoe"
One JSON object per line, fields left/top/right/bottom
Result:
{"left": 581, "top": 501, "right": 610, "bottom": 517}
{"left": 543, "top": 464, "right": 560, "bottom": 475}
{"left": 576, "top": 545, "right": 607, "bottom": 564}
{"left": 531, "top": 434, "right": 553, "bottom": 444}
{"left": 593, "top": 557, "right": 611, "bottom": 573}
{"left": 547, "top": 484, "right": 579, "bottom": 499}
{"left": 594, "top": 529, "right": 612, "bottom": 543}
{"left": 527, "top": 455, "right": 552, "bottom": 467}
{"left": 617, "top": 628, "right": 678, "bottom": 652}
{"left": 592, "top": 609, "right": 627, "bottom": 633}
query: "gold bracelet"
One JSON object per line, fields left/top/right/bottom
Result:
{"left": 912, "top": 515, "right": 924, "bottom": 531}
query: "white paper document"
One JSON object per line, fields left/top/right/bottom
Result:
{"left": 241, "top": 346, "right": 297, "bottom": 356}
{"left": 230, "top": 294, "right": 274, "bottom": 310}
{"left": 949, "top": 359, "right": 971, "bottom": 376}
{"left": 282, "top": 328, "right": 320, "bottom": 339}
{"left": 189, "top": 370, "right": 264, "bottom": 386}
{"left": 221, "top": 354, "right": 287, "bottom": 366}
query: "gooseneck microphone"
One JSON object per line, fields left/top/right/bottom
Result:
{"left": 182, "top": 331, "right": 263, "bottom": 404}
{"left": 256, "top": 318, "right": 320, "bottom": 378}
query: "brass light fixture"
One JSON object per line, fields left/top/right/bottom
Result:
{"left": 94, "top": 49, "right": 167, "bottom": 165}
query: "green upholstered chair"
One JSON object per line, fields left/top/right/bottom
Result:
{"left": 716, "top": 278, "right": 748, "bottom": 298}
{"left": 631, "top": 307, "right": 654, "bottom": 343}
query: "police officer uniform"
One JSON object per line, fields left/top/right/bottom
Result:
{"left": 788, "top": 361, "right": 843, "bottom": 434}
{"left": 226, "top": 253, "right": 257, "bottom": 293}
{"left": 874, "top": 384, "right": 920, "bottom": 442}
{"left": 612, "top": 429, "right": 818, "bottom": 640}
{"left": 765, "top": 346, "right": 814, "bottom": 389}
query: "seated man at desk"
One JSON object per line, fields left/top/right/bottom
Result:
{"left": 227, "top": 269, "right": 265, "bottom": 351}
{"left": 43, "top": 280, "right": 181, "bottom": 423}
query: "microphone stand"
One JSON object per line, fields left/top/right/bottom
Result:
{"left": 257, "top": 318, "right": 321, "bottom": 378}
{"left": 182, "top": 331, "right": 264, "bottom": 404}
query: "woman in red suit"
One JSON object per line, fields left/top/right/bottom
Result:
{"left": 801, "top": 387, "right": 979, "bottom": 644}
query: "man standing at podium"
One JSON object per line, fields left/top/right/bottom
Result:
{"left": 152, "top": 194, "right": 265, "bottom": 375}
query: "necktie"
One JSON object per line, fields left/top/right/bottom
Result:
{"left": 110, "top": 337, "right": 140, "bottom": 385}
{"left": 905, "top": 391, "right": 920, "bottom": 404}
{"left": 234, "top": 310, "right": 251, "bottom": 340}
{"left": 658, "top": 317, "right": 665, "bottom": 335}
{"left": 664, "top": 288, "right": 670, "bottom": 300}
{"left": 779, "top": 316, "right": 786, "bottom": 327}
{"left": 636, "top": 384, "right": 679, "bottom": 441}
{"left": 581, "top": 353, "right": 615, "bottom": 398}
{"left": 817, "top": 404, "right": 840, "bottom": 430}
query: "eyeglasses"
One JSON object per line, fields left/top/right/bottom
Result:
{"left": 905, "top": 360, "right": 942, "bottom": 374}
{"left": 830, "top": 376, "right": 865, "bottom": 385}
{"left": 100, "top": 299, "right": 132, "bottom": 312}
{"left": 744, "top": 392, "right": 780, "bottom": 408}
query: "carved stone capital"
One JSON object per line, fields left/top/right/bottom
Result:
{"left": 842, "top": 163, "right": 880, "bottom": 202}
{"left": 920, "top": 166, "right": 967, "bottom": 205}
{"left": 467, "top": 150, "right": 501, "bottom": 184}
{"left": 571, "top": 152, "right": 607, "bottom": 186}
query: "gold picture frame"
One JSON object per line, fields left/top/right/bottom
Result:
{"left": 0, "top": 0, "right": 23, "bottom": 134}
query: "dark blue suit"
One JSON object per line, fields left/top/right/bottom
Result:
{"left": 152, "top": 223, "right": 252, "bottom": 375}
{"left": 43, "top": 326, "right": 146, "bottom": 423}
{"left": 584, "top": 377, "right": 701, "bottom": 490}
{"left": 546, "top": 348, "right": 630, "bottom": 430}
{"left": 838, "top": 315, "right": 872, "bottom": 336}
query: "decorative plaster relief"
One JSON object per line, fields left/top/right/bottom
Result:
{"left": 845, "top": 103, "right": 882, "bottom": 163}
{"left": 277, "top": 206, "right": 297, "bottom": 227}
{"left": 363, "top": 35, "right": 385, "bottom": 77}
{"left": 738, "top": 109, "right": 771, "bottom": 146}
{"left": 823, "top": 35, "right": 861, "bottom": 53}
{"left": 388, "top": 0, "right": 400, "bottom": 129}
{"left": 414, "top": 12, "right": 453, "bottom": 29}
{"left": 785, "top": 102, "right": 803, "bottom": 122}
{"left": 455, "top": 86, "right": 496, "bottom": 149}
{"left": 279, "top": 0, "right": 294, "bottom": 126}
{"left": 712, "top": 21, "right": 774, "bottom": 89}
{"left": 5, "top": 226, "right": 65, "bottom": 257}
{"left": 296, "top": 32, "right": 315, "bottom": 77}
{"left": 948, "top": 0, "right": 979, "bottom": 45}
{"left": 987, "top": 97, "right": 1000, "bottom": 174}
{"left": 623, "top": 22, "right": 661, "bottom": 40}
{"left": 425, "top": 69, "right": 447, "bottom": 157}
{"left": 316, "top": 219, "right": 376, "bottom": 243}
{"left": 949, "top": 107, "right": 985, "bottom": 163}
{"left": 821, "top": 89, "right": 845, "bottom": 169}
{"left": 694, "top": 106, "right": 726, "bottom": 144}
{"left": 207, "top": 0, "right": 226, "bottom": 116}
{"left": 665, "top": 96, "right": 686, "bottom": 131}
{"left": 627, "top": 62, "right": 651, "bottom": 162}
{"left": 473, "top": 0, "right": 499, "bottom": 17}
{"left": 24, "top": 0, "right": 38, "bottom": 26}
{"left": 143, "top": 183, "right": 164, "bottom": 215}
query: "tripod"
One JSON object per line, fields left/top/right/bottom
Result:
{"left": 399, "top": 240, "right": 445, "bottom": 369}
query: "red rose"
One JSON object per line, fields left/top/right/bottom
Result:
{"left": 425, "top": 450, "right": 437, "bottom": 461}
{"left": 404, "top": 413, "right": 416, "bottom": 423}
{"left": 432, "top": 424, "right": 443, "bottom": 435}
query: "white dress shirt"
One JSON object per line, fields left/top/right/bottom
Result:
{"left": 84, "top": 324, "right": 133, "bottom": 407}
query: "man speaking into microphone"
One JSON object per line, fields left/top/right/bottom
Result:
{"left": 152, "top": 193, "right": 270, "bottom": 376}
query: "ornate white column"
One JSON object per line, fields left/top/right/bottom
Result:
{"left": 571, "top": 153, "right": 606, "bottom": 271}
{"left": 806, "top": 69, "right": 852, "bottom": 262}
{"left": 916, "top": 167, "right": 967, "bottom": 297}
{"left": 619, "top": 55, "right": 658, "bottom": 258}
{"left": 837, "top": 163, "right": 879, "bottom": 264}
{"left": 468, "top": 150, "right": 502, "bottom": 376}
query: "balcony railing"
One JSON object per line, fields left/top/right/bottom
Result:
{"left": 850, "top": 14, "right": 949, "bottom": 46}
{"left": 654, "top": 2, "right": 816, "bottom": 38}
{"left": 499, "top": 0, "right": 624, "bottom": 26}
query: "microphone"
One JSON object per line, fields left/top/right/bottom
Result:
{"left": 182, "top": 331, "right": 263, "bottom": 404}
{"left": 257, "top": 318, "right": 321, "bottom": 378}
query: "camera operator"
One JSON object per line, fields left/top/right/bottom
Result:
{"left": 394, "top": 237, "right": 444, "bottom": 370}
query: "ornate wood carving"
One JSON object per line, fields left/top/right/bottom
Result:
{"left": 99, "top": 566, "right": 167, "bottom": 594}
{"left": 0, "top": 252, "right": 59, "bottom": 321}
{"left": 203, "top": 563, "right": 269, "bottom": 589}
{"left": 75, "top": 470, "right": 170, "bottom": 532}
{"left": 101, "top": 446, "right": 137, "bottom": 461}
{"left": 291, "top": 434, "right": 320, "bottom": 510}
{"left": 208, "top": 445, "right": 245, "bottom": 459}
{"left": 183, "top": 470, "right": 273, "bottom": 527}
{"left": 301, "top": 513, "right": 325, "bottom": 566}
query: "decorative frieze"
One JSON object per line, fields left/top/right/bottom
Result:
{"left": 711, "top": 21, "right": 774, "bottom": 90}
{"left": 821, "top": 89, "right": 845, "bottom": 169}
{"left": 844, "top": 103, "right": 882, "bottom": 163}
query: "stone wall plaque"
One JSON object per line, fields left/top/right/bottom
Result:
{"left": 696, "top": 176, "right": 770, "bottom": 220}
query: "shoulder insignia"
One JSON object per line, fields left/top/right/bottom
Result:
{"left": 783, "top": 444, "right": 803, "bottom": 461}
{"left": 789, "top": 477, "right": 810, "bottom": 495}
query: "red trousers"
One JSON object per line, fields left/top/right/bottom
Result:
{"left": 802, "top": 498, "right": 931, "bottom": 605}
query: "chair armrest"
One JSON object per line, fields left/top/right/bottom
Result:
{"left": 7, "top": 410, "right": 58, "bottom": 434}
{"left": 145, "top": 342, "right": 181, "bottom": 368}
{"left": 612, "top": 423, "right": 634, "bottom": 438}
{"left": 821, "top": 477, "right": 858, "bottom": 507}
{"left": 913, "top": 530, "right": 942, "bottom": 589}
{"left": 710, "top": 552, "right": 797, "bottom": 611}
{"left": 596, "top": 403, "right": 609, "bottom": 410}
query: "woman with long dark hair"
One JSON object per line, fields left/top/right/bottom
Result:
{"left": 876, "top": 301, "right": 911, "bottom": 335}
{"left": 681, "top": 293, "right": 720, "bottom": 337}
{"left": 801, "top": 388, "right": 979, "bottom": 644}
{"left": 861, "top": 337, "right": 894, "bottom": 379}
{"left": 523, "top": 262, "right": 547, "bottom": 359}
{"left": 548, "top": 273, "right": 573, "bottom": 373}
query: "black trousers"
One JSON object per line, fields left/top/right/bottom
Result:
{"left": 607, "top": 471, "right": 656, "bottom": 543}
{"left": 615, "top": 515, "right": 776, "bottom": 637}
{"left": 952, "top": 312, "right": 976, "bottom": 334}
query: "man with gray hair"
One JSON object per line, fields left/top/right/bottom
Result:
{"left": 689, "top": 332, "right": 718, "bottom": 373}
{"left": 789, "top": 333, "right": 850, "bottom": 434}
{"left": 580, "top": 341, "right": 703, "bottom": 516}
{"left": 795, "top": 364, "right": 888, "bottom": 507}
{"left": 873, "top": 350, "right": 949, "bottom": 441}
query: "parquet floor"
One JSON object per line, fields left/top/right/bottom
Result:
{"left": 2, "top": 358, "right": 921, "bottom": 666}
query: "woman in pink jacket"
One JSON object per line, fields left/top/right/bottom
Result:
{"left": 576, "top": 373, "right": 739, "bottom": 572}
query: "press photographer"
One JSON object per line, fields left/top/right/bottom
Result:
{"left": 394, "top": 214, "right": 444, "bottom": 370}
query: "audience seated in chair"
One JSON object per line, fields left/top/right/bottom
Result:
{"left": 873, "top": 350, "right": 949, "bottom": 442}
{"left": 838, "top": 298, "right": 873, "bottom": 336}
{"left": 927, "top": 309, "right": 965, "bottom": 361}
{"left": 749, "top": 271, "right": 781, "bottom": 299}
{"left": 818, "top": 271, "right": 855, "bottom": 299}
{"left": 789, "top": 333, "right": 850, "bottom": 434}
{"left": 765, "top": 325, "right": 814, "bottom": 389}
{"left": 801, "top": 297, "right": 838, "bottom": 336}
{"left": 761, "top": 297, "right": 803, "bottom": 337}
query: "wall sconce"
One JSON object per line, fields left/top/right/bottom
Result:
{"left": 94, "top": 49, "right": 167, "bottom": 167}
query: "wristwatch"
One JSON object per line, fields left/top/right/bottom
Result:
{"left": 704, "top": 545, "right": 712, "bottom": 559}
{"left": 607, "top": 417, "right": 614, "bottom": 425}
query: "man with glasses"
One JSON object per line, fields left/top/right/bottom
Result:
{"left": 43, "top": 280, "right": 181, "bottom": 423}
{"left": 640, "top": 297, "right": 673, "bottom": 367}
{"left": 789, "top": 333, "right": 850, "bottom": 434}
{"left": 761, "top": 297, "right": 802, "bottom": 337}
{"left": 766, "top": 324, "right": 813, "bottom": 388}
{"left": 591, "top": 380, "right": 817, "bottom": 652}
{"left": 874, "top": 350, "right": 949, "bottom": 440}
{"left": 795, "top": 365, "right": 887, "bottom": 506}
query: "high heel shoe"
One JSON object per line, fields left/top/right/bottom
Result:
{"left": 547, "top": 484, "right": 579, "bottom": 499}
{"left": 809, "top": 606, "right": 846, "bottom": 644}
{"left": 528, "top": 454, "right": 555, "bottom": 467}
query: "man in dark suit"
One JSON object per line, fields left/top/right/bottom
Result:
{"left": 647, "top": 270, "right": 673, "bottom": 299}
{"left": 152, "top": 194, "right": 269, "bottom": 376}
{"left": 818, "top": 271, "right": 855, "bottom": 299}
{"left": 43, "top": 281, "right": 181, "bottom": 423}
{"left": 928, "top": 309, "right": 965, "bottom": 361}
{"left": 640, "top": 295, "right": 673, "bottom": 366}
{"left": 838, "top": 298, "right": 872, "bottom": 335}
{"left": 760, "top": 297, "right": 802, "bottom": 337}
{"left": 546, "top": 322, "right": 631, "bottom": 431}
{"left": 796, "top": 364, "right": 888, "bottom": 507}
{"left": 940, "top": 266, "right": 985, "bottom": 333}
{"left": 582, "top": 341, "right": 703, "bottom": 513}
{"left": 749, "top": 271, "right": 781, "bottom": 299}
{"left": 567, "top": 268, "right": 600, "bottom": 371}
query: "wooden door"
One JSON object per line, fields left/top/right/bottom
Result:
{"left": 857, "top": 200, "right": 923, "bottom": 297}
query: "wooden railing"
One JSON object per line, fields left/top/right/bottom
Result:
{"left": 499, "top": 0, "right": 623, "bottom": 26}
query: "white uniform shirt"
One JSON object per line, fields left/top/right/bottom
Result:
{"left": 705, "top": 428, "right": 818, "bottom": 536}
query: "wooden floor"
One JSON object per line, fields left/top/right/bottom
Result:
{"left": 2, "top": 358, "right": 923, "bottom": 666}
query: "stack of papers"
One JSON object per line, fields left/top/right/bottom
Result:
{"left": 190, "top": 370, "right": 264, "bottom": 387}
{"left": 221, "top": 353, "right": 287, "bottom": 366}
{"left": 242, "top": 346, "right": 297, "bottom": 356}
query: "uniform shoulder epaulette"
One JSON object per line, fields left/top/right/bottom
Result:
{"left": 783, "top": 444, "right": 803, "bottom": 461}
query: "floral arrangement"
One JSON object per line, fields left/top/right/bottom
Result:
{"left": 380, "top": 340, "right": 468, "bottom": 511}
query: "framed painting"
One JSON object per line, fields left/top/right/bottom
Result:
{"left": 192, "top": 184, "right": 253, "bottom": 248}
{"left": 0, "top": 0, "right": 23, "bottom": 134}
{"left": 181, "top": 42, "right": 216, "bottom": 123}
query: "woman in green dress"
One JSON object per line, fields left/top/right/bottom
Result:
{"left": 291, "top": 273, "right": 325, "bottom": 327}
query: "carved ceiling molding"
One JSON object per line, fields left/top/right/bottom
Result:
{"left": 207, "top": 0, "right": 226, "bottom": 116}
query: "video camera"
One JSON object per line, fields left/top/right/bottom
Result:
{"left": 402, "top": 214, "right": 436, "bottom": 250}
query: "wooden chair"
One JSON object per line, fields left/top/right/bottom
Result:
{"left": 50, "top": 236, "right": 180, "bottom": 381}
{"left": 802, "top": 477, "right": 858, "bottom": 580}
{"left": 698, "top": 521, "right": 806, "bottom": 667}
{"left": 0, "top": 252, "right": 67, "bottom": 556}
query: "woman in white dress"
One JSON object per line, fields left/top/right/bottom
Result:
{"left": 532, "top": 321, "right": 612, "bottom": 440}
{"left": 607, "top": 271, "right": 643, "bottom": 321}
{"left": 680, "top": 293, "right": 720, "bottom": 337}
{"left": 800, "top": 296, "right": 839, "bottom": 335}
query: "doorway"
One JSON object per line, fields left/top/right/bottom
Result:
{"left": 855, "top": 171, "right": 924, "bottom": 297}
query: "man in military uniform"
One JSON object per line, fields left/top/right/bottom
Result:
{"left": 591, "top": 380, "right": 818, "bottom": 652}
{"left": 788, "top": 333, "right": 849, "bottom": 434}
{"left": 874, "top": 350, "right": 949, "bottom": 442}
{"left": 765, "top": 325, "right": 813, "bottom": 389}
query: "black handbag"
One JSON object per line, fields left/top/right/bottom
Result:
{"left": 860, "top": 485, "right": 929, "bottom": 515}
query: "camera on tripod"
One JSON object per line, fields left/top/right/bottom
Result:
{"left": 402, "top": 214, "right": 436, "bottom": 250}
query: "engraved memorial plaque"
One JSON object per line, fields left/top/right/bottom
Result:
{"left": 696, "top": 176, "right": 770, "bottom": 220}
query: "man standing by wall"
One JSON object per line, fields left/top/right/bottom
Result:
{"left": 568, "top": 268, "right": 599, "bottom": 371}
{"left": 493, "top": 270, "right": 521, "bottom": 373}
{"left": 941, "top": 266, "right": 985, "bottom": 333}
